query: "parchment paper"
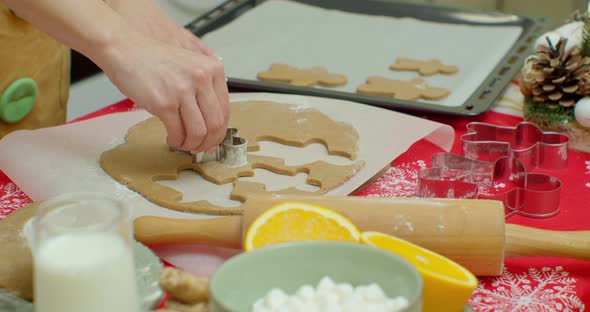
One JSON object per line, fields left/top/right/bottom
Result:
{"left": 201, "top": 0, "right": 522, "bottom": 107}
{"left": 0, "top": 93, "right": 453, "bottom": 221}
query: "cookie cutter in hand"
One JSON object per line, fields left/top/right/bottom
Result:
{"left": 461, "top": 122, "right": 569, "bottom": 171}
{"left": 417, "top": 153, "right": 562, "bottom": 218}
{"left": 171, "top": 128, "right": 248, "bottom": 167}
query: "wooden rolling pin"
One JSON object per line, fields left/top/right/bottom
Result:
{"left": 134, "top": 195, "right": 590, "bottom": 276}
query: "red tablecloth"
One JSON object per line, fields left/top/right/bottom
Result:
{"left": 1, "top": 91, "right": 588, "bottom": 311}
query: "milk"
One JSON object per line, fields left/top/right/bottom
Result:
{"left": 34, "top": 232, "right": 140, "bottom": 312}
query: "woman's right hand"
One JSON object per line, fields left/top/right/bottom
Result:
{"left": 94, "top": 32, "right": 230, "bottom": 152}
{"left": 1, "top": 0, "right": 229, "bottom": 151}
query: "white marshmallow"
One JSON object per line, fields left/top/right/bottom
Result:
{"left": 385, "top": 297, "right": 411, "bottom": 311}
{"left": 264, "top": 288, "right": 289, "bottom": 309}
{"left": 295, "top": 285, "right": 315, "bottom": 301}
{"left": 335, "top": 283, "right": 354, "bottom": 299}
{"left": 252, "top": 276, "right": 409, "bottom": 312}
{"left": 317, "top": 276, "right": 336, "bottom": 293}
{"left": 362, "top": 283, "right": 387, "bottom": 302}
{"left": 284, "top": 297, "right": 305, "bottom": 312}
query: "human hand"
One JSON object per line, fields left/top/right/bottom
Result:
{"left": 96, "top": 32, "right": 230, "bottom": 152}
{"left": 105, "top": 0, "right": 215, "bottom": 56}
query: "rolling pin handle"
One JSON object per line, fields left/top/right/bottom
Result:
{"left": 133, "top": 215, "right": 243, "bottom": 249}
{"left": 505, "top": 224, "right": 590, "bottom": 260}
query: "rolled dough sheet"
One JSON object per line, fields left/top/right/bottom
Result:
{"left": 0, "top": 93, "right": 454, "bottom": 221}
{"left": 100, "top": 101, "right": 365, "bottom": 215}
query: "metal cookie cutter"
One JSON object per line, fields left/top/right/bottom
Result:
{"left": 417, "top": 152, "right": 562, "bottom": 219}
{"left": 171, "top": 128, "right": 248, "bottom": 167}
{"left": 461, "top": 122, "right": 569, "bottom": 171}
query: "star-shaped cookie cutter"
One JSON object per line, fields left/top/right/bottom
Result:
{"left": 461, "top": 122, "right": 569, "bottom": 171}
{"left": 417, "top": 152, "right": 562, "bottom": 218}
{"left": 171, "top": 128, "right": 248, "bottom": 167}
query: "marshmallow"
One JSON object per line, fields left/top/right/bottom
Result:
{"left": 252, "top": 276, "right": 410, "bottom": 312}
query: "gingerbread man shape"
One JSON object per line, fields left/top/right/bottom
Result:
{"left": 257, "top": 63, "right": 347, "bottom": 87}
{"left": 390, "top": 58, "right": 459, "bottom": 76}
{"left": 357, "top": 76, "right": 450, "bottom": 101}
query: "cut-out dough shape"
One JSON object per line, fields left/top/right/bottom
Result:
{"left": 240, "top": 169, "right": 321, "bottom": 192}
{"left": 230, "top": 101, "right": 359, "bottom": 159}
{"left": 357, "top": 76, "right": 450, "bottom": 101}
{"left": 100, "top": 101, "right": 364, "bottom": 215}
{"left": 230, "top": 181, "right": 316, "bottom": 202}
{"left": 257, "top": 63, "right": 347, "bottom": 87}
{"left": 157, "top": 170, "right": 242, "bottom": 208}
{"left": 250, "top": 141, "right": 353, "bottom": 166}
{"left": 157, "top": 169, "right": 321, "bottom": 208}
{"left": 390, "top": 58, "right": 459, "bottom": 76}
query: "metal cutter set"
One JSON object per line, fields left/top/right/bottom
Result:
{"left": 417, "top": 122, "right": 568, "bottom": 219}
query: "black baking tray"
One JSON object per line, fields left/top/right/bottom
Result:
{"left": 184, "top": 0, "right": 553, "bottom": 117}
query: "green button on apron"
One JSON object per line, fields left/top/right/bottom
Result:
{"left": 0, "top": 78, "right": 38, "bottom": 123}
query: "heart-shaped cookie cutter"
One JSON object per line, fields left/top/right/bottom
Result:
{"left": 462, "top": 122, "right": 569, "bottom": 171}
{"left": 417, "top": 153, "right": 562, "bottom": 218}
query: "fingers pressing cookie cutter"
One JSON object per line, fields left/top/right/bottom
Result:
{"left": 417, "top": 153, "right": 562, "bottom": 219}
{"left": 171, "top": 128, "right": 248, "bottom": 167}
{"left": 461, "top": 122, "right": 569, "bottom": 171}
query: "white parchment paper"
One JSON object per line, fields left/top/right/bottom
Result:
{"left": 202, "top": 0, "right": 522, "bottom": 107}
{"left": 0, "top": 93, "right": 453, "bottom": 221}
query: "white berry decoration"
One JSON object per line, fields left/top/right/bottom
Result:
{"left": 575, "top": 97, "right": 590, "bottom": 128}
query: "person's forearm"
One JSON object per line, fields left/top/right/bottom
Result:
{"left": 1, "top": 0, "right": 135, "bottom": 67}
{"left": 103, "top": 0, "right": 159, "bottom": 14}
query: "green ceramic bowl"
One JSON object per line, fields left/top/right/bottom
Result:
{"left": 209, "top": 241, "right": 423, "bottom": 312}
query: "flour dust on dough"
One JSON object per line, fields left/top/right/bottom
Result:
{"left": 99, "top": 101, "right": 364, "bottom": 215}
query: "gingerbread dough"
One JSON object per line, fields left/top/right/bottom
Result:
{"left": 100, "top": 101, "right": 364, "bottom": 215}
{"left": 257, "top": 64, "right": 347, "bottom": 87}
{"left": 0, "top": 202, "right": 40, "bottom": 301}
{"left": 357, "top": 76, "right": 450, "bottom": 101}
{"left": 390, "top": 58, "right": 459, "bottom": 76}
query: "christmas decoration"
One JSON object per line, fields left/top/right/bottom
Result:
{"left": 520, "top": 37, "right": 590, "bottom": 108}
{"left": 518, "top": 13, "right": 590, "bottom": 154}
{"left": 582, "top": 10, "right": 590, "bottom": 57}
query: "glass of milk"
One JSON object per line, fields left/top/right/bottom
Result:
{"left": 30, "top": 192, "right": 141, "bottom": 312}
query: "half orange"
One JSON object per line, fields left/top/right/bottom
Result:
{"left": 244, "top": 202, "right": 360, "bottom": 251}
{"left": 361, "top": 231, "right": 478, "bottom": 312}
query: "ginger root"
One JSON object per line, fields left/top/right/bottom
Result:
{"left": 159, "top": 267, "right": 209, "bottom": 303}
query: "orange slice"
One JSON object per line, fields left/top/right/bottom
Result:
{"left": 244, "top": 202, "right": 360, "bottom": 251}
{"left": 361, "top": 231, "right": 478, "bottom": 312}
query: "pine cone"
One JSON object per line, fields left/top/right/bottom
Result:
{"left": 520, "top": 37, "right": 590, "bottom": 108}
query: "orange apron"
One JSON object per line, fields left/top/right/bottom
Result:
{"left": 0, "top": 4, "right": 70, "bottom": 139}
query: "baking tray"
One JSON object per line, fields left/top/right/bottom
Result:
{"left": 184, "top": 0, "right": 552, "bottom": 116}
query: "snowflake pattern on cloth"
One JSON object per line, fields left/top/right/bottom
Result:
{"left": 470, "top": 266, "right": 585, "bottom": 312}
{"left": 357, "top": 160, "right": 427, "bottom": 197}
{"left": 586, "top": 161, "right": 590, "bottom": 188}
{"left": 0, "top": 182, "right": 32, "bottom": 219}
{"left": 357, "top": 159, "right": 587, "bottom": 311}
